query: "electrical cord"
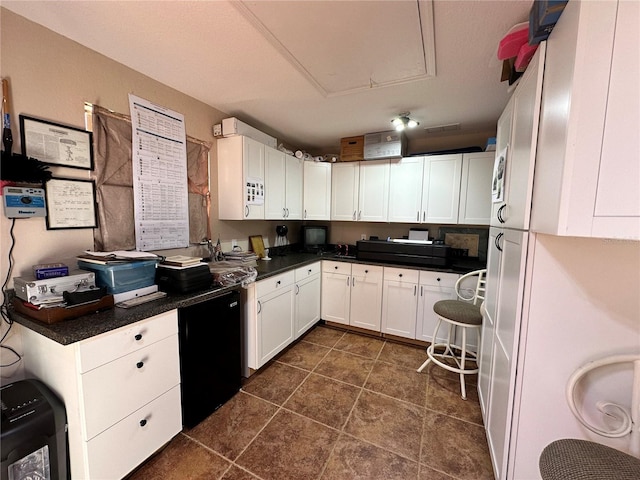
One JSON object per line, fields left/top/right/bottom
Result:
{"left": 1, "top": 217, "right": 23, "bottom": 368}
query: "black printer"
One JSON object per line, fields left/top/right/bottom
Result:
{"left": 356, "top": 240, "right": 451, "bottom": 267}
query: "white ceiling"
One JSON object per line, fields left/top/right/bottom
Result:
{"left": 2, "top": 0, "right": 531, "bottom": 153}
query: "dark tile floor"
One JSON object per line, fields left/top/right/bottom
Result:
{"left": 129, "top": 325, "right": 494, "bottom": 480}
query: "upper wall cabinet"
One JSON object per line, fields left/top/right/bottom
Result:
{"left": 331, "top": 161, "right": 390, "bottom": 222}
{"left": 303, "top": 161, "right": 331, "bottom": 220}
{"left": 491, "top": 43, "right": 546, "bottom": 230}
{"left": 265, "top": 146, "right": 303, "bottom": 220}
{"left": 421, "top": 154, "right": 462, "bottom": 224}
{"left": 388, "top": 157, "right": 424, "bottom": 223}
{"left": 217, "top": 136, "right": 265, "bottom": 220}
{"left": 459, "top": 152, "right": 495, "bottom": 225}
{"left": 531, "top": 0, "right": 639, "bottom": 239}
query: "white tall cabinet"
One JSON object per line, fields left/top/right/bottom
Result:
{"left": 217, "top": 135, "right": 265, "bottom": 220}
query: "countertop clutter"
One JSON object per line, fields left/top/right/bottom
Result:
{"left": 8, "top": 252, "right": 485, "bottom": 346}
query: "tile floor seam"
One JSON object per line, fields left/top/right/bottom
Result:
{"left": 424, "top": 404, "right": 485, "bottom": 428}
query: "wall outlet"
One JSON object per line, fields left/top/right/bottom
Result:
{"left": 361, "top": 234, "right": 367, "bottom": 240}
{"left": 231, "top": 239, "right": 238, "bottom": 248}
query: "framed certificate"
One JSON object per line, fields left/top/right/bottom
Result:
{"left": 20, "top": 115, "right": 94, "bottom": 170}
{"left": 44, "top": 178, "right": 98, "bottom": 229}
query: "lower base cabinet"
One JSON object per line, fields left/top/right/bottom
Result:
{"left": 17, "top": 310, "right": 182, "bottom": 480}
{"left": 381, "top": 267, "right": 419, "bottom": 339}
{"left": 294, "top": 263, "right": 321, "bottom": 338}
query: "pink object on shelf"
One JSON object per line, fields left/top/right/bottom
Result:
{"left": 497, "top": 22, "right": 529, "bottom": 60}
{"left": 515, "top": 42, "right": 539, "bottom": 72}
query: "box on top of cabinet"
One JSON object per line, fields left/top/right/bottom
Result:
{"left": 340, "top": 136, "right": 364, "bottom": 162}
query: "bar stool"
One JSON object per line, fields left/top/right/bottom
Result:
{"left": 417, "top": 269, "right": 486, "bottom": 399}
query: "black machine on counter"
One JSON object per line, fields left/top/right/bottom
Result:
{"left": 356, "top": 240, "right": 451, "bottom": 267}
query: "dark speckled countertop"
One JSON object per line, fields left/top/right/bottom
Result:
{"left": 9, "top": 252, "right": 484, "bottom": 346}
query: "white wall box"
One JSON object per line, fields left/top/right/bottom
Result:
{"left": 217, "top": 135, "right": 265, "bottom": 220}
{"left": 294, "top": 262, "right": 321, "bottom": 338}
{"left": 17, "top": 311, "right": 181, "bottom": 479}
{"left": 265, "top": 146, "right": 303, "bottom": 220}
{"left": 531, "top": 0, "right": 639, "bottom": 239}
{"left": 303, "top": 161, "right": 332, "bottom": 220}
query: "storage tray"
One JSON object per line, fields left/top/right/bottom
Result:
{"left": 12, "top": 295, "right": 114, "bottom": 324}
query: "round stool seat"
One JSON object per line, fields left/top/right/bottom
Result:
{"left": 433, "top": 299, "right": 482, "bottom": 325}
{"left": 539, "top": 439, "right": 640, "bottom": 480}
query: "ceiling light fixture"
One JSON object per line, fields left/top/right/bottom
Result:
{"left": 391, "top": 112, "right": 419, "bottom": 131}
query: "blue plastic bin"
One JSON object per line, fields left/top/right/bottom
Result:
{"left": 77, "top": 260, "right": 158, "bottom": 294}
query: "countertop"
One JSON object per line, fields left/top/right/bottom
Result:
{"left": 9, "top": 252, "right": 485, "bottom": 346}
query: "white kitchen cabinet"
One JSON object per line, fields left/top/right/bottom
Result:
{"left": 321, "top": 260, "right": 382, "bottom": 333}
{"left": 255, "top": 271, "right": 295, "bottom": 367}
{"left": 531, "top": 0, "right": 639, "bottom": 240}
{"left": 321, "top": 260, "right": 352, "bottom": 325}
{"left": 357, "top": 160, "right": 390, "bottom": 222}
{"left": 294, "top": 262, "right": 321, "bottom": 338}
{"left": 349, "top": 263, "right": 383, "bottom": 331}
{"left": 330, "top": 161, "right": 389, "bottom": 222}
{"left": 381, "top": 267, "right": 419, "bottom": 339}
{"left": 18, "top": 311, "right": 181, "bottom": 480}
{"left": 264, "top": 147, "right": 303, "bottom": 220}
{"left": 303, "top": 161, "right": 331, "bottom": 220}
{"left": 421, "top": 154, "right": 462, "bottom": 224}
{"left": 217, "top": 135, "right": 265, "bottom": 220}
{"left": 388, "top": 157, "right": 424, "bottom": 223}
{"left": 415, "top": 271, "right": 459, "bottom": 344}
{"left": 458, "top": 152, "right": 495, "bottom": 225}
{"left": 331, "top": 162, "right": 360, "bottom": 221}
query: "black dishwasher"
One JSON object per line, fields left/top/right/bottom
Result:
{"left": 178, "top": 290, "right": 241, "bottom": 428}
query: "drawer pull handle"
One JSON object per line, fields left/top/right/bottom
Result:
{"left": 365, "top": 270, "right": 368, "bottom": 274}
{"left": 136, "top": 361, "right": 144, "bottom": 369}
{"left": 308, "top": 269, "right": 312, "bottom": 273}
{"left": 436, "top": 278, "right": 441, "bottom": 282}
{"left": 134, "top": 334, "right": 142, "bottom": 341}
{"left": 276, "top": 280, "right": 281, "bottom": 286}
{"left": 399, "top": 273, "right": 403, "bottom": 277}
{"left": 139, "top": 419, "right": 147, "bottom": 427}
{"left": 335, "top": 266, "right": 338, "bottom": 270}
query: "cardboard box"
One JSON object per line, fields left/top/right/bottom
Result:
{"left": 340, "top": 135, "right": 364, "bottom": 162}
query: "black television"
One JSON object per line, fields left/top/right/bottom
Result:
{"left": 301, "top": 225, "right": 328, "bottom": 253}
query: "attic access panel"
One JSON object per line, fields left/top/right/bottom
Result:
{"left": 235, "top": 0, "right": 436, "bottom": 97}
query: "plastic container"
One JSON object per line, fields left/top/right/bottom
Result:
{"left": 77, "top": 260, "right": 158, "bottom": 294}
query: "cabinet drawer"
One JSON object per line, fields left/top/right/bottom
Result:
{"left": 78, "top": 310, "right": 178, "bottom": 373}
{"left": 256, "top": 271, "right": 295, "bottom": 298}
{"left": 81, "top": 334, "right": 180, "bottom": 440}
{"left": 86, "top": 385, "right": 182, "bottom": 480}
{"left": 322, "top": 260, "right": 351, "bottom": 275}
{"left": 295, "top": 262, "right": 321, "bottom": 281}
{"left": 351, "top": 263, "right": 382, "bottom": 280}
{"left": 419, "top": 271, "right": 458, "bottom": 288}
{"left": 383, "top": 267, "right": 419, "bottom": 283}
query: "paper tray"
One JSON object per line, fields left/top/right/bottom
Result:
{"left": 12, "top": 295, "right": 114, "bottom": 325}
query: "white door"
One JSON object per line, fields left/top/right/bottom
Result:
{"left": 303, "top": 161, "right": 331, "bottom": 220}
{"left": 264, "top": 146, "right": 286, "bottom": 220}
{"left": 381, "top": 268, "right": 419, "bottom": 339}
{"left": 388, "top": 157, "right": 424, "bottom": 223}
{"left": 421, "top": 154, "right": 462, "bottom": 224}
{"left": 415, "top": 272, "right": 459, "bottom": 343}
{"left": 295, "top": 274, "right": 321, "bottom": 338}
{"left": 257, "top": 286, "right": 294, "bottom": 366}
{"left": 331, "top": 162, "right": 360, "bottom": 221}
{"left": 321, "top": 271, "right": 350, "bottom": 325}
{"left": 357, "top": 160, "right": 390, "bottom": 222}
{"left": 285, "top": 155, "right": 303, "bottom": 220}
{"left": 349, "top": 265, "right": 383, "bottom": 331}
{"left": 459, "top": 152, "right": 494, "bottom": 225}
{"left": 244, "top": 136, "right": 265, "bottom": 220}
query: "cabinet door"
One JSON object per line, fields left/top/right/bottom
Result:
{"left": 265, "top": 146, "right": 286, "bottom": 220}
{"left": 331, "top": 162, "right": 360, "bottom": 221}
{"left": 295, "top": 274, "right": 321, "bottom": 338}
{"left": 459, "top": 152, "right": 494, "bottom": 225}
{"left": 303, "top": 161, "right": 331, "bottom": 220}
{"left": 388, "top": 157, "right": 424, "bottom": 223}
{"left": 321, "top": 271, "right": 350, "bottom": 325}
{"left": 381, "top": 268, "right": 419, "bottom": 339}
{"left": 357, "top": 160, "right": 390, "bottom": 222}
{"left": 491, "top": 98, "right": 513, "bottom": 227}
{"left": 421, "top": 155, "right": 462, "bottom": 224}
{"left": 486, "top": 336, "right": 511, "bottom": 480}
{"left": 257, "top": 286, "right": 294, "bottom": 367}
{"left": 415, "top": 272, "right": 458, "bottom": 343}
{"left": 244, "top": 136, "right": 265, "bottom": 220}
{"left": 350, "top": 265, "right": 383, "bottom": 331}
{"left": 285, "top": 155, "right": 304, "bottom": 220}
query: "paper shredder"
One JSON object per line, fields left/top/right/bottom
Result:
{"left": 1, "top": 379, "right": 68, "bottom": 480}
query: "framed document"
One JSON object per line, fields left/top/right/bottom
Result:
{"left": 20, "top": 115, "right": 94, "bottom": 170}
{"left": 44, "top": 178, "right": 98, "bottom": 229}
{"left": 249, "top": 235, "right": 266, "bottom": 258}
